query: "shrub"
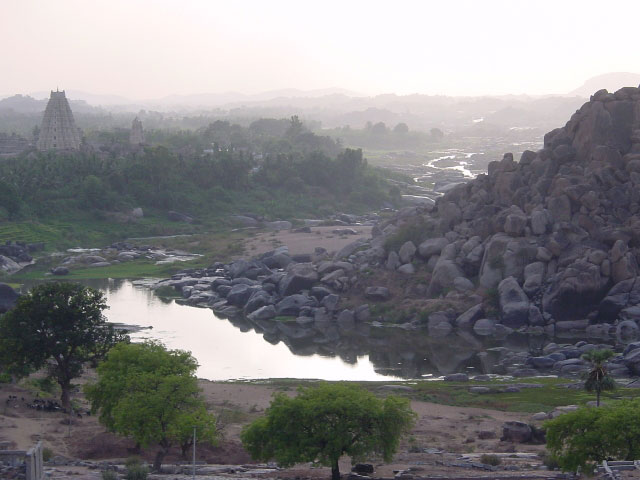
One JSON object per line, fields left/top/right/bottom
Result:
{"left": 480, "top": 454, "right": 501, "bottom": 466}
{"left": 125, "top": 464, "right": 148, "bottom": 480}
{"left": 383, "top": 218, "right": 434, "bottom": 253}
{"left": 101, "top": 470, "right": 118, "bottom": 480}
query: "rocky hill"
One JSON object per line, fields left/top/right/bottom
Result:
{"left": 371, "top": 86, "right": 640, "bottom": 336}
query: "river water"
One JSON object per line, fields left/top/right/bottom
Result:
{"left": 76, "top": 279, "right": 402, "bottom": 381}
{"left": 21, "top": 279, "right": 598, "bottom": 381}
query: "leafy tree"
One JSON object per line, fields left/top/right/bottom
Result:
{"left": 241, "top": 383, "right": 416, "bottom": 480}
{"left": 582, "top": 349, "right": 616, "bottom": 406}
{"left": 0, "top": 282, "right": 127, "bottom": 408}
{"left": 85, "top": 342, "right": 217, "bottom": 471}
{"left": 545, "top": 400, "right": 640, "bottom": 473}
{"left": 393, "top": 123, "right": 409, "bottom": 134}
{"left": 430, "top": 127, "right": 444, "bottom": 141}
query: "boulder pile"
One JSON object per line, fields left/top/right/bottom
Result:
{"left": 364, "top": 86, "right": 640, "bottom": 339}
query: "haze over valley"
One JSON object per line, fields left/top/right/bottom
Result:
{"left": 4, "top": 1, "right": 640, "bottom": 478}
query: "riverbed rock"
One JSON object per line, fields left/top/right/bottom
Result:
{"left": 276, "top": 294, "right": 316, "bottom": 316}
{"left": 226, "top": 284, "right": 256, "bottom": 307}
{"left": 51, "top": 266, "right": 69, "bottom": 275}
{"left": 279, "top": 263, "right": 319, "bottom": 296}
{"left": 247, "top": 305, "right": 278, "bottom": 321}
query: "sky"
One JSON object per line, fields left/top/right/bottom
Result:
{"left": 2, "top": 0, "right": 640, "bottom": 99}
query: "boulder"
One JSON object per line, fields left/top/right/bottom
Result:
{"left": 398, "top": 241, "right": 417, "bottom": 264}
{"left": 247, "top": 305, "right": 277, "bottom": 321}
{"left": 276, "top": 294, "right": 316, "bottom": 316}
{"left": 51, "top": 266, "right": 69, "bottom": 276}
{"left": 455, "top": 304, "right": 484, "bottom": 328}
{"left": 397, "top": 263, "right": 416, "bottom": 274}
{"left": 386, "top": 251, "right": 400, "bottom": 270}
{"left": 542, "top": 259, "right": 609, "bottom": 321}
{"left": 226, "top": 284, "right": 256, "bottom": 307}
{"left": 418, "top": 237, "right": 448, "bottom": 259}
{"left": 501, "top": 421, "right": 532, "bottom": 443}
{"left": 279, "top": 263, "right": 319, "bottom": 296}
{"left": 427, "top": 259, "right": 464, "bottom": 296}
{"left": 473, "top": 318, "right": 495, "bottom": 335}
{"left": 498, "top": 277, "right": 530, "bottom": 328}
{"left": 504, "top": 213, "right": 527, "bottom": 237}
{"left": 365, "top": 286, "right": 391, "bottom": 301}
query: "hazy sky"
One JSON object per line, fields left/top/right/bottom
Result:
{"left": 3, "top": 0, "right": 640, "bottom": 99}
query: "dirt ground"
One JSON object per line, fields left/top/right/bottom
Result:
{"left": 0, "top": 379, "right": 556, "bottom": 480}
{"left": 240, "top": 226, "right": 373, "bottom": 258}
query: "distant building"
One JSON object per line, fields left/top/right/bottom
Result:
{"left": 130, "top": 117, "right": 145, "bottom": 145}
{"left": 36, "top": 90, "right": 81, "bottom": 151}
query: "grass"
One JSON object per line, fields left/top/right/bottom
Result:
{"left": 233, "top": 377, "right": 640, "bottom": 414}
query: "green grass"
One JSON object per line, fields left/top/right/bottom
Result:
{"left": 12, "top": 259, "right": 200, "bottom": 280}
{"left": 230, "top": 378, "right": 640, "bottom": 414}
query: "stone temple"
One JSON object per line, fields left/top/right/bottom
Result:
{"left": 36, "top": 90, "right": 81, "bottom": 151}
{"left": 130, "top": 117, "right": 145, "bottom": 145}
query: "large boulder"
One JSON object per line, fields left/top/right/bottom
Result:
{"left": 398, "top": 241, "right": 417, "bottom": 264}
{"left": 498, "top": 277, "right": 530, "bottom": 328}
{"left": 279, "top": 263, "right": 319, "bottom": 296}
{"left": 0, "top": 283, "right": 19, "bottom": 313}
{"left": 418, "top": 237, "right": 448, "bottom": 259}
{"left": 542, "top": 259, "right": 610, "bottom": 321}
{"left": 501, "top": 421, "right": 533, "bottom": 443}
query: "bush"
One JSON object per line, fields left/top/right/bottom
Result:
{"left": 42, "top": 447, "right": 53, "bottom": 462}
{"left": 383, "top": 218, "right": 434, "bottom": 253}
{"left": 480, "top": 454, "right": 501, "bottom": 466}
{"left": 125, "top": 464, "right": 148, "bottom": 480}
{"left": 101, "top": 470, "right": 118, "bottom": 480}
{"left": 538, "top": 451, "right": 559, "bottom": 470}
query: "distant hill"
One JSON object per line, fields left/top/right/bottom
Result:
{"left": 570, "top": 72, "right": 640, "bottom": 97}
{"left": 0, "top": 95, "right": 46, "bottom": 113}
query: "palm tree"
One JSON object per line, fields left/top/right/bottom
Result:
{"left": 582, "top": 349, "right": 616, "bottom": 407}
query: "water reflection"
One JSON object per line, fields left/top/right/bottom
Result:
{"left": 18, "top": 279, "right": 617, "bottom": 381}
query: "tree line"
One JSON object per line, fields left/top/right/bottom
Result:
{"left": 0, "top": 117, "right": 400, "bottom": 221}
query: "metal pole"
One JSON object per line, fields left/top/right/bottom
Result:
{"left": 192, "top": 426, "right": 196, "bottom": 480}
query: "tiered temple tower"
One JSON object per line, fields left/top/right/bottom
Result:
{"left": 130, "top": 117, "right": 145, "bottom": 145}
{"left": 36, "top": 90, "right": 81, "bottom": 151}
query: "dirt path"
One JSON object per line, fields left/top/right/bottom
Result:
{"left": 241, "top": 226, "right": 372, "bottom": 258}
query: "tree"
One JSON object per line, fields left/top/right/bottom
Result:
{"left": 0, "top": 282, "right": 127, "bottom": 408}
{"left": 85, "top": 341, "right": 217, "bottom": 471}
{"left": 582, "top": 349, "right": 616, "bottom": 407}
{"left": 241, "top": 383, "right": 416, "bottom": 480}
{"left": 393, "top": 123, "right": 409, "bottom": 134}
{"left": 545, "top": 401, "right": 640, "bottom": 473}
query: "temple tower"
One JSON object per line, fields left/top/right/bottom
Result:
{"left": 130, "top": 117, "right": 145, "bottom": 145}
{"left": 36, "top": 90, "right": 81, "bottom": 151}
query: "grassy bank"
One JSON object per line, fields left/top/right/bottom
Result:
{"left": 245, "top": 377, "right": 640, "bottom": 414}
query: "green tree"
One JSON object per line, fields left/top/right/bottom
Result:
{"left": 582, "top": 349, "right": 616, "bottom": 406}
{"left": 545, "top": 401, "right": 640, "bottom": 473}
{"left": 85, "top": 342, "right": 217, "bottom": 471}
{"left": 0, "top": 282, "right": 127, "bottom": 408}
{"left": 241, "top": 383, "right": 416, "bottom": 480}
{"left": 393, "top": 123, "right": 409, "bottom": 134}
